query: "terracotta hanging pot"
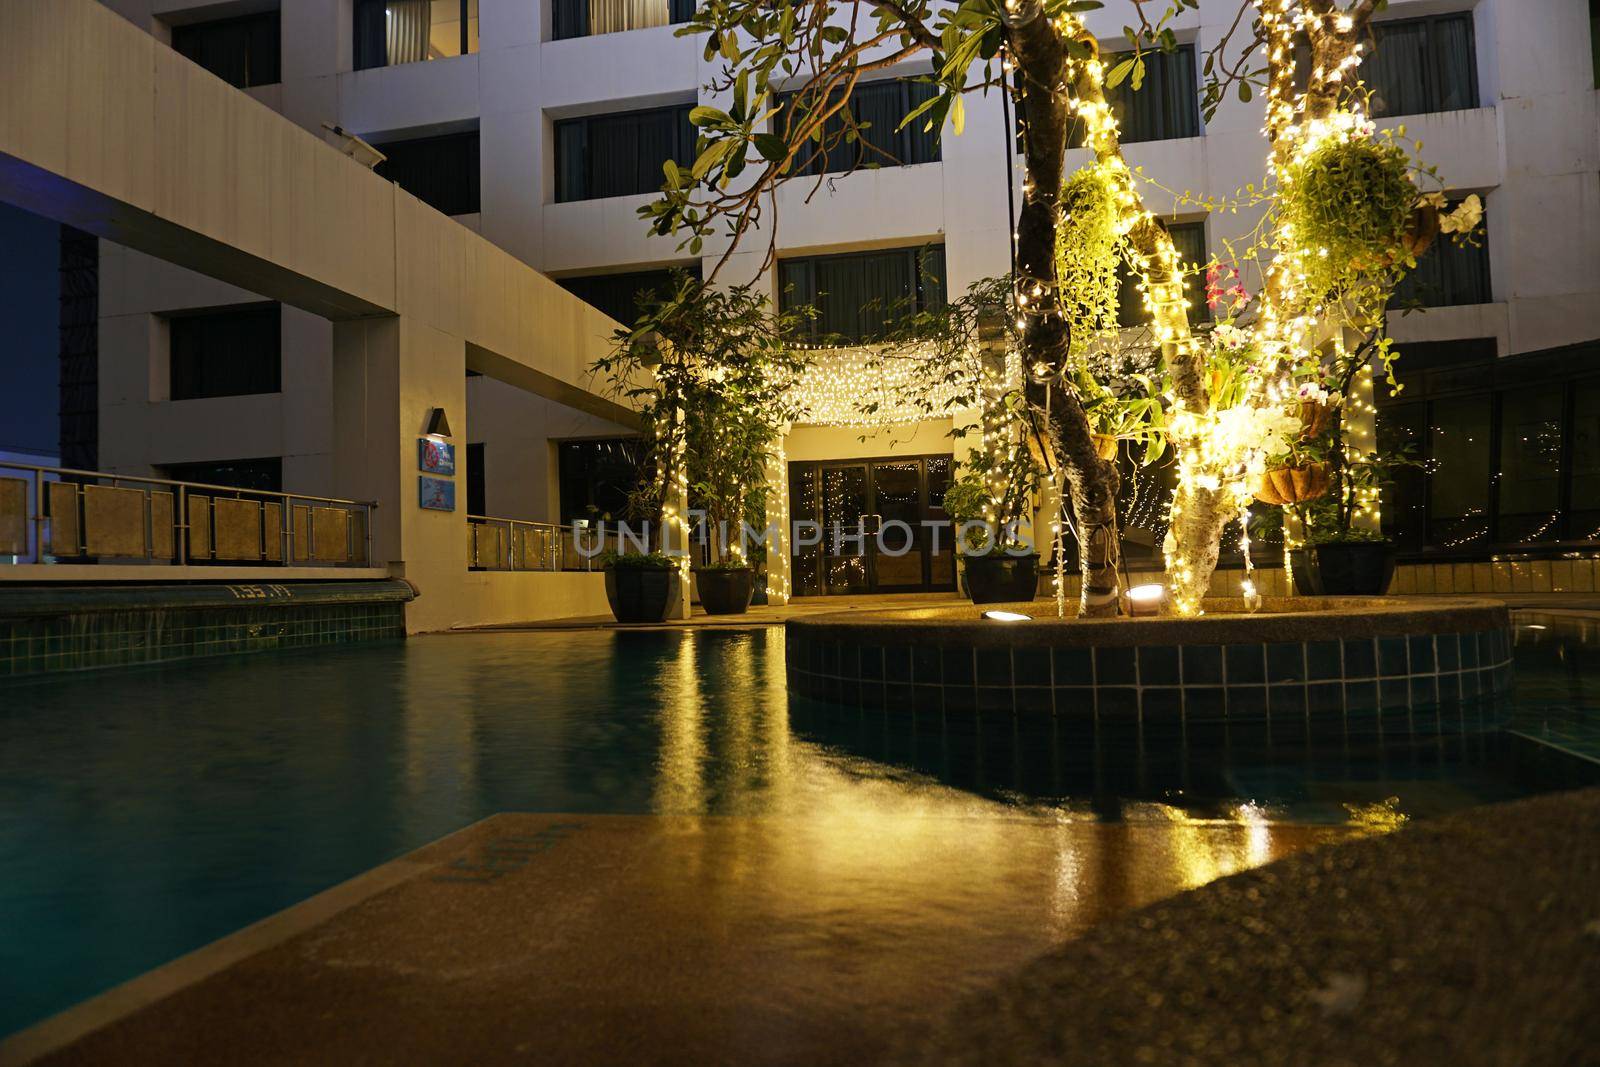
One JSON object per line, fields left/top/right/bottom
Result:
{"left": 1091, "top": 434, "right": 1119, "bottom": 462}
{"left": 1401, "top": 202, "right": 1441, "bottom": 260}
{"left": 1255, "top": 463, "right": 1331, "bottom": 507}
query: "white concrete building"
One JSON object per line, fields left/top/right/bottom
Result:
{"left": 79, "top": 0, "right": 1600, "bottom": 597}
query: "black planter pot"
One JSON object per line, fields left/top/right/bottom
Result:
{"left": 697, "top": 567, "right": 755, "bottom": 616}
{"left": 1290, "top": 547, "right": 1324, "bottom": 596}
{"left": 963, "top": 553, "right": 1040, "bottom": 605}
{"left": 1314, "top": 541, "right": 1397, "bottom": 595}
{"left": 604, "top": 566, "right": 680, "bottom": 623}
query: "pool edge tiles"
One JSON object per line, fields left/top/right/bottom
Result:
{"left": 0, "top": 580, "right": 413, "bottom": 678}
{"left": 785, "top": 597, "right": 1516, "bottom": 721}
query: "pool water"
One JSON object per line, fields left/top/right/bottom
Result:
{"left": 2, "top": 616, "right": 1595, "bottom": 1037}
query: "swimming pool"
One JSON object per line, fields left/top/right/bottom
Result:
{"left": 1, "top": 615, "right": 1593, "bottom": 1036}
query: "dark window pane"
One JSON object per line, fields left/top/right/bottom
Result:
{"left": 779, "top": 245, "right": 944, "bottom": 344}
{"left": 559, "top": 438, "right": 644, "bottom": 522}
{"left": 162, "top": 457, "right": 283, "bottom": 493}
{"left": 171, "top": 12, "right": 280, "bottom": 88}
{"left": 1099, "top": 45, "right": 1200, "bottom": 144}
{"left": 781, "top": 78, "right": 941, "bottom": 176}
{"left": 354, "top": 0, "right": 388, "bottom": 68}
{"left": 1496, "top": 386, "right": 1565, "bottom": 542}
{"left": 553, "top": 105, "right": 695, "bottom": 202}
{"left": 169, "top": 306, "right": 281, "bottom": 401}
{"left": 1427, "top": 395, "right": 1492, "bottom": 547}
{"left": 559, "top": 266, "right": 699, "bottom": 325}
{"left": 1366, "top": 13, "right": 1477, "bottom": 118}
{"left": 1116, "top": 220, "right": 1206, "bottom": 328}
{"left": 1378, "top": 403, "right": 1427, "bottom": 552}
{"left": 372, "top": 130, "right": 481, "bottom": 216}
{"left": 1571, "top": 378, "right": 1600, "bottom": 538}
{"left": 466, "top": 442, "right": 486, "bottom": 516}
{"left": 1391, "top": 200, "right": 1490, "bottom": 308}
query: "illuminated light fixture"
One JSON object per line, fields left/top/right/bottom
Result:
{"left": 983, "top": 610, "right": 1032, "bottom": 622}
{"left": 1521, "top": 624, "right": 1547, "bottom": 631}
{"left": 1126, "top": 583, "right": 1166, "bottom": 617}
{"left": 425, "top": 407, "right": 452, "bottom": 438}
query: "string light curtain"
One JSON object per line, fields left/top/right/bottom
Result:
{"left": 785, "top": 345, "right": 980, "bottom": 427}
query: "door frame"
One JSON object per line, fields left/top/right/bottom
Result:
{"left": 788, "top": 453, "right": 956, "bottom": 596}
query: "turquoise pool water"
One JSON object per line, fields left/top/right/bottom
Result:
{"left": 1, "top": 617, "right": 1594, "bottom": 1036}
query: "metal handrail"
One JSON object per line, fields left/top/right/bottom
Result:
{"left": 0, "top": 461, "right": 376, "bottom": 568}
{"left": 466, "top": 514, "right": 605, "bottom": 572}
{"left": 0, "top": 461, "right": 377, "bottom": 508}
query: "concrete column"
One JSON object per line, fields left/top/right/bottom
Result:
{"left": 332, "top": 315, "right": 468, "bottom": 632}
{"left": 764, "top": 430, "right": 791, "bottom": 606}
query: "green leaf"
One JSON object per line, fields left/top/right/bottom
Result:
{"left": 752, "top": 132, "right": 789, "bottom": 162}
{"left": 663, "top": 159, "right": 682, "bottom": 188}
{"left": 895, "top": 90, "right": 943, "bottom": 132}
{"left": 1130, "top": 57, "right": 1146, "bottom": 91}
{"left": 1105, "top": 57, "right": 1135, "bottom": 88}
{"left": 949, "top": 93, "right": 965, "bottom": 136}
{"left": 689, "top": 106, "right": 726, "bottom": 128}
{"left": 1238, "top": 80, "right": 1253, "bottom": 102}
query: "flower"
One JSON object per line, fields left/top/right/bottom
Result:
{"left": 1439, "top": 194, "right": 1483, "bottom": 235}
{"left": 1296, "top": 381, "right": 1332, "bottom": 404}
{"left": 1205, "top": 263, "right": 1251, "bottom": 314}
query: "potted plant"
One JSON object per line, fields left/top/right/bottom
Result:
{"left": 944, "top": 469, "right": 1039, "bottom": 604}
{"left": 601, "top": 551, "right": 682, "bottom": 623}
{"left": 592, "top": 270, "right": 808, "bottom": 619}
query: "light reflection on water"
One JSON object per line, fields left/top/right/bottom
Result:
{"left": 0, "top": 623, "right": 1573, "bottom": 1037}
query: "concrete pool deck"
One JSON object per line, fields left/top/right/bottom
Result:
{"left": 5, "top": 791, "right": 1598, "bottom": 1065}
{"left": 455, "top": 592, "right": 1600, "bottom": 633}
{"left": 3, "top": 814, "right": 1352, "bottom": 1066}
{"left": 891, "top": 786, "right": 1600, "bottom": 1067}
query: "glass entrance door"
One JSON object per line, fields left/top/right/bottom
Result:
{"left": 789, "top": 454, "right": 956, "bottom": 595}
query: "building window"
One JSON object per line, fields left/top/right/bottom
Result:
{"left": 161, "top": 457, "right": 283, "bottom": 493}
{"left": 559, "top": 266, "right": 699, "bottom": 325}
{"left": 372, "top": 130, "right": 481, "bottom": 216}
{"left": 1378, "top": 341, "right": 1600, "bottom": 551}
{"left": 1091, "top": 45, "right": 1201, "bottom": 144}
{"left": 779, "top": 78, "right": 941, "bottom": 176}
{"left": 1390, "top": 200, "right": 1491, "bottom": 308}
{"left": 1591, "top": 0, "right": 1600, "bottom": 89}
{"left": 552, "top": 0, "right": 695, "bottom": 40}
{"left": 354, "top": 0, "right": 479, "bottom": 70}
{"left": 1115, "top": 221, "right": 1207, "bottom": 328}
{"left": 1364, "top": 13, "right": 1477, "bottom": 118}
{"left": 170, "top": 12, "right": 280, "bottom": 88}
{"left": 466, "top": 443, "right": 486, "bottom": 516}
{"left": 779, "top": 245, "right": 946, "bottom": 344}
{"left": 554, "top": 105, "right": 697, "bottom": 203}
{"left": 559, "top": 438, "right": 645, "bottom": 523}
{"left": 169, "top": 306, "right": 280, "bottom": 401}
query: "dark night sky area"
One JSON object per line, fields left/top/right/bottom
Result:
{"left": 0, "top": 201, "right": 60, "bottom": 456}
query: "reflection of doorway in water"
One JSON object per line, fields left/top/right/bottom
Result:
{"left": 788, "top": 454, "right": 957, "bottom": 595}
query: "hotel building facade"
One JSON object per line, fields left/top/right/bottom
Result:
{"left": 76, "top": 0, "right": 1600, "bottom": 602}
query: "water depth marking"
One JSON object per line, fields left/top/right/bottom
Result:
{"left": 431, "top": 823, "right": 583, "bottom": 884}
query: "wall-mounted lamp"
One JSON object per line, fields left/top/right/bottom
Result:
{"left": 982, "top": 610, "right": 1033, "bottom": 622}
{"left": 1125, "top": 584, "right": 1166, "bottom": 617}
{"left": 425, "top": 407, "right": 452, "bottom": 438}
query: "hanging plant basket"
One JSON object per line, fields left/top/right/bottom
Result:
{"left": 1091, "top": 434, "right": 1119, "bottom": 462}
{"left": 1255, "top": 463, "right": 1331, "bottom": 507}
{"left": 1401, "top": 201, "right": 1441, "bottom": 260}
{"left": 1298, "top": 400, "right": 1334, "bottom": 439}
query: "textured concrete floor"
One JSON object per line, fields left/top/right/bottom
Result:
{"left": 6, "top": 814, "right": 1347, "bottom": 1066}
{"left": 890, "top": 787, "right": 1600, "bottom": 1067}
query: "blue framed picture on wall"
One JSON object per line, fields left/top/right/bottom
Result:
{"left": 419, "top": 437, "right": 456, "bottom": 475}
{"left": 418, "top": 476, "right": 456, "bottom": 511}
